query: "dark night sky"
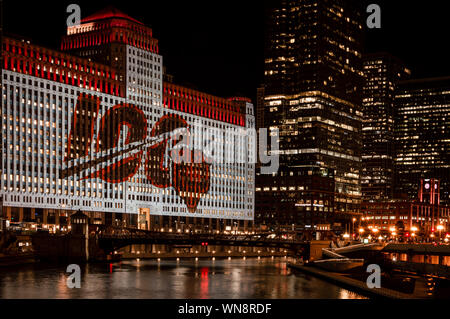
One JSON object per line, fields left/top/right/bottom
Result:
{"left": 4, "top": 0, "right": 450, "bottom": 101}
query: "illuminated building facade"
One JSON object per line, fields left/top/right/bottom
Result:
{"left": 256, "top": 166, "right": 335, "bottom": 235}
{"left": 0, "top": 7, "right": 255, "bottom": 232}
{"left": 361, "top": 179, "right": 450, "bottom": 236}
{"left": 395, "top": 77, "right": 450, "bottom": 205}
{"left": 256, "top": 0, "right": 364, "bottom": 232}
{"left": 362, "top": 53, "right": 410, "bottom": 202}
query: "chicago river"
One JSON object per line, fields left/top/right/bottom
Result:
{"left": 0, "top": 258, "right": 365, "bottom": 299}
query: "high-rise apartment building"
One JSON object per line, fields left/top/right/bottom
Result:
{"left": 0, "top": 7, "right": 255, "bottom": 232}
{"left": 256, "top": 0, "right": 364, "bottom": 233}
{"left": 362, "top": 53, "right": 410, "bottom": 202}
{"left": 395, "top": 77, "right": 450, "bottom": 205}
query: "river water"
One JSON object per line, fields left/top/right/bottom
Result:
{"left": 0, "top": 258, "right": 366, "bottom": 299}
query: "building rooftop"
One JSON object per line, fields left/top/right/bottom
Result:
{"left": 81, "top": 6, "right": 144, "bottom": 25}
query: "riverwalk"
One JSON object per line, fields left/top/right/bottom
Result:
{"left": 288, "top": 263, "right": 419, "bottom": 299}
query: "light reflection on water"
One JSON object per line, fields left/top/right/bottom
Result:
{"left": 0, "top": 258, "right": 367, "bottom": 299}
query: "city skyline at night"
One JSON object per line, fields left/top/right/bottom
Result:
{"left": 4, "top": 0, "right": 450, "bottom": 305}
{"left": 4, "top": 1, "right": 450, "bottom": 101}
{"left": 2, "top": 1, "right": 450, "bottom": 235}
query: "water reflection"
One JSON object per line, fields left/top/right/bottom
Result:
{"left": 0, "top": 258, "right": 367, "bottom": 299}
{"left": 200, "top": 267, "right": 209, "bottom": 299}
{"left": 427, "top": 277, "right": 436, "bottom": 297}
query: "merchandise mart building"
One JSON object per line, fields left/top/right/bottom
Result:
{"left": 0, "top": 7, "right": 255, "bottom": 233}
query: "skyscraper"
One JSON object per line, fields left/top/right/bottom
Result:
{"left": 256, "top": 0, "right": 364, "bottom": 234}
{"left": 395, "top": 77, "right": 450, "bottom": 205}
{"left": 362, "top": 53, "right": 410, "bottom": 202}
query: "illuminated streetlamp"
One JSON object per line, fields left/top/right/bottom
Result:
{"left": 437, "top": 225, "right": 445, "bottom": 240}
{"left": 358, "top": 228, "right": 365, "bottom": 241}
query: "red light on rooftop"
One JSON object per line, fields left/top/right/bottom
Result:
{"left": 81, "top": 6, "right": 144, "bottom": 25}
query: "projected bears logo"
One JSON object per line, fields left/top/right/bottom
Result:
{"left": 61, "top": 94, "right": 211, "bottom": 213}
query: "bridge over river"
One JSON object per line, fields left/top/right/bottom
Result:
{"left": 31, "top": 226, "right": 310, "bottom": 262}
{"left": 96, "top": 227, "right": 309, "bottom": 256}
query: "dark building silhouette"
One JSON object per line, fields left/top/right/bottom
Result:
{"left": 256, "top": 0, "right": 365, "bottom": 235}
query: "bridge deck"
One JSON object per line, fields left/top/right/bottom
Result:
{"left": 95, "top": 228, "right": 309, "bottom": 253}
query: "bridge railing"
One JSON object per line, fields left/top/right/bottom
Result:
{"left": 95, "top": 226, "right": 309, "bottom": 247}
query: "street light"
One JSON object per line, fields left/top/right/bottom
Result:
{"left": 437, "top": 225, "right": 445, "bottom": 241}
{"left": 358, "top": 228, "right": 365, "bottom": 241}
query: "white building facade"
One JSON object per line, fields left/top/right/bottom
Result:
{"left": 0, "top": 8, "right": 255, "bottom": 230}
